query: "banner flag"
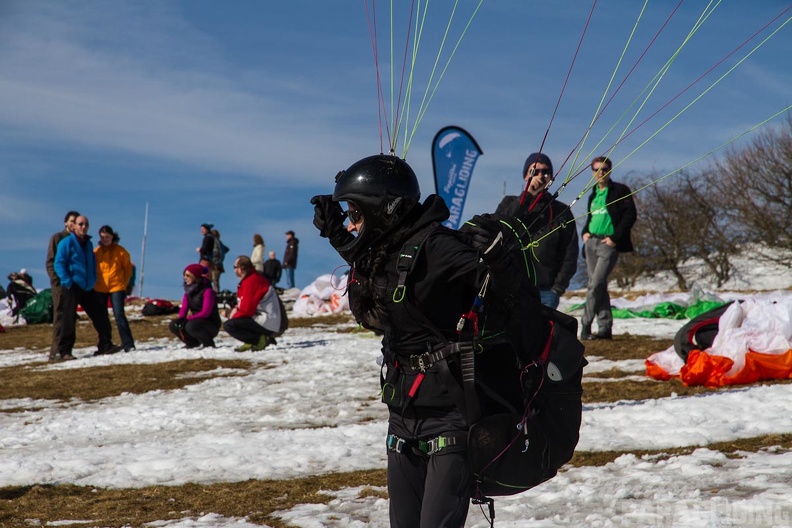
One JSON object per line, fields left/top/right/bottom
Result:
{"left": 432, "top": 126, "right": 483, "bottom": 230}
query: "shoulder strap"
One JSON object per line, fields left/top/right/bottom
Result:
{"left": 391, "top": 224, "right": 483, "bottom": 425}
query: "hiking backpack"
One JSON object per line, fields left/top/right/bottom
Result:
{"left": 393, "top": 215, "right": 586, "bottom": 500}
{"left": 212, "top": 237, "right": 230, "bottom": 267}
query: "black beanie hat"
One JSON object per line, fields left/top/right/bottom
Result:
{"left": 522, "top": 152, "right": 553, "bottom": 178}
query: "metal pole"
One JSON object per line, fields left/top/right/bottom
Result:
{"left": 139, "top": 202, "right": 149, "bottom": 298}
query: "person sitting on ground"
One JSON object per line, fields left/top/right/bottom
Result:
{"left": 223, "top": 256, "right": 282, "bottom": 352}
{"left": 170, "top": 263, "right": 221, "bottom": 348}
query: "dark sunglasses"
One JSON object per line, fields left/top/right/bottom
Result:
{"left": 344, "top": 209, "right": 363, "bottom": 224}
{"left": 77, "top": 222, "right": 89, "bottom": 227}
{"left": 592, "top": 166, "right": 610, "bottom": 173}
{"left": 528, "top": 168, "right": 551, "bottom": 177}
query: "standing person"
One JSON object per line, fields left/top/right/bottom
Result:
{"left": 251, "top": 234, "right": 266, "bottom": 274}
{"left": 580, "top": 156, "right": 637, "bottom": 340}
{"left": 46, "top": 210, "right": 80, "bottom": 361}
{"left": 311, "top": 154, "right": 542, "bottom": 527}
{"left": 495, "top": 152, "right": 578, "bottom": 309}
{"left": 223, "top": 256, "right": 281, "bottom": 352}
{"left": 170, "top": 264, "right": 221, "bottom": 348}
{"left": 54, "top": 215, "right": 122, "bottom": 360}
{"left": 94, "top": 225, "right": 136, "bottom": 352}
{"left": 262, "top": 250, "right": 282, "bottom": 287}
{"left": 210, "top": 228, "right": 228, "bottom": 292}
{"left": 196, "top": 223, "right": 215, "bottom": 281}
{"left": 282, "top": 230, "right": 299, "bottom": 289}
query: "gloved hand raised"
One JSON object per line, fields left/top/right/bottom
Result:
{"left": 460, "top": 214, "right": 506, "bottom": 262}
{"left": 310, "top": 195, "right": 346, "bottom": 239}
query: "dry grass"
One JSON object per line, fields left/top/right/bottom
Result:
{"left": 1, "top": 313, "right": 790, "bottom": 527}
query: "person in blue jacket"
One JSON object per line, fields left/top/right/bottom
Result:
{"left": 53, "top": 215, "right": 122, "bottom": 361}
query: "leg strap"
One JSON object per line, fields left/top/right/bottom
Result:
{"left": 386, "top": 433, "right": 466, "bottom": 456}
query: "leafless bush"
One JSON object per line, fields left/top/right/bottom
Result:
{"left": 613, "top": 170, "right": 737, "bottom": 290}
{"left": 715, "top": 113, "right": 792, "bottom": 263}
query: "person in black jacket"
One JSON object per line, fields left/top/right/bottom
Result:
{"left": 580, "top": 156, "right": 637, "bottom": 340}
{"left": 311, "top": 154, "right": 541, "bottom": 528}
{"left": 495, "top": 152, "right": 578, "bottom": 309}
{"left": 262, "top": 250, "right": 283, "bottom": 286}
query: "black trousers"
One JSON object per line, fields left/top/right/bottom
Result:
{"left": 169, "top": 318, "right": 219, "bottom": 347}
{"left": 58, "top": 285, "right": 114, "bottom": 356}
{"left": 223, "top": 317, "right": 272, "bottom": 345}
{"left": 386, "top": 409, "right": 471, "bottom": 528}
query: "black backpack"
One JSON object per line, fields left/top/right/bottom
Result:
{"left": 394, "top": 216, "right": 586, "bottom": 500}
{"left": 673, "top": 301, "right": 733, "bottom": 361}
{"left": 142, "top": 299, "right": 180, "bottom": 316}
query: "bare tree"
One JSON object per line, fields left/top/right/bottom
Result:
{"left": 613, "top": 170, "right": 737, "bottom": 290}
{"left": 716, "top": 113, "right": 792, "bottom": 263}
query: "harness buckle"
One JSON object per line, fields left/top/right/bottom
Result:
{"left": 421, "top": 435, "right": 457, "bottom": 455}
{"left": 386, "top": 434, "right": 406, "bottom": 453}
{"left": 410, "top": 353, "right": 429, "bottom": 373}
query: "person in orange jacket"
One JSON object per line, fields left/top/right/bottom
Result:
{"left": 94, "top": 225, "right": 136, "bottom": 351}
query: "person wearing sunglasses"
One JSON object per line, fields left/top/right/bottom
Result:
{"left": 494, "top": 152, "right": 578, "bottom": 310}
{"left": 53, "top": 215, "right": 123, "bottom": 360}
{"left": 311, "top": 154, "right": 551, "bottom": 527}
{"left": 580, "top": 156, "right": 637, "bottom": 340}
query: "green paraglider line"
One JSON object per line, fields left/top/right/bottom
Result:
{"left": 530, "top": 102, "right": 792, "bottom": 250}
{"left": 567, "top": 7, "right": 792, "bottom": 204}
{"left": 549, "top": 0, "right": 685, "bottom": 190}
{"left": 565, "top": 0, "right": 653, "bottom": 186}
{"left": 404, "top": 0, "right": 485, "bottom": 157}
{"left": 561, "top": 2, "right": 792, "bottom": 193}
{"left": 568, "top": 0, "right": 722, "bottom": 187}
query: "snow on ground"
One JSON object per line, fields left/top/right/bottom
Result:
{"left": 3, "top": 288, "right": 792, "bottom": 527}
{"left": 2, "top": 250, "right": 792, "bottom": 526}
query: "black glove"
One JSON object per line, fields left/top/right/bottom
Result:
{"left": 460, "top": 214, "right": 506, "bottom": 264}
{"left": 172, "top": 318, "right": 186, "bottom": 331}
{"left": 311, "top": 195, "right": 346, "bottom": 238}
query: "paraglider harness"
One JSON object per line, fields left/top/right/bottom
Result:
{"left": 382, "top": 219, "right": 586, "bottom": 524}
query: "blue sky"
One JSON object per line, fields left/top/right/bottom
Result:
{"left": 2, "top": 1, "right": 790, "bottom": 301}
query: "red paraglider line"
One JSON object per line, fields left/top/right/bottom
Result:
{"left": 559, "top": 2, "right": 792, "bottom": 189}
{"left": 390, "top": 0, "right": 417, "bottom": 154}
{"left": 552, "top": 0, "right": 684, "bottom": 179}
{"left": 536, "top": 0, "right": 598, "bottom": 158}
{"left": 521, "top": 0, "right": 597, "bottom": 206}
{"left": 364, "top": 0, "right": 391, "bottom": 153}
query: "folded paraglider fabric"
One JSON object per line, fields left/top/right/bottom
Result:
{"left": 646, "top": 295, "right": 792, "bottom": 387}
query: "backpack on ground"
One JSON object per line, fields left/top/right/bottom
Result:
{"left": 142, "top": 299, "right": 180, "bottom": 316}
{"left": 394, "top": 215, "right": 586, "bottom": 501}
{"left": 673, "top": 301, "right": 733, "bottom": 361}
{"left": 19, "top": 288, "right": 53, "bottom": 325}
{"left": 273, "top": 294, "right": 289, "bottom": 337}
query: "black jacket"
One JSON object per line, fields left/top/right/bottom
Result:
{"left": 496, "top": 193, "right": 578, "bottom": 294}
{"left": 185, "top": 279, "right": 221, "bottom": 328}
{"left": 348, "top": 195, "right": 537, "bottom": 410}
{"left": 262, "top": 258, "right": 282, "bottom": 284}
{"left": 582, "top": 180, "right": 637, "bottom": 253}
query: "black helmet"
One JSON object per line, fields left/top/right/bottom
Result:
{"left": 332, "top": 154, "right": 421, "bottom": 262}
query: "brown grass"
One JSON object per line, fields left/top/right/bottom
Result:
{"left": 2, "top": 313, "right": 790, "bottom": 527}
